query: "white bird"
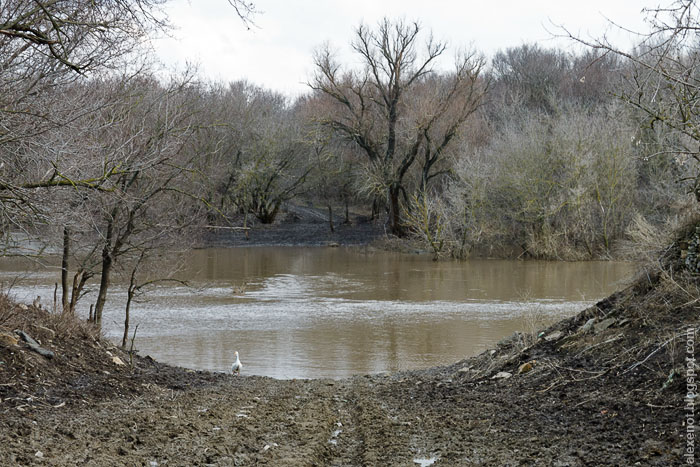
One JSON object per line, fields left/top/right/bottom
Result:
{"left": 231, "top": 351, "right": 242, "bottom": 376}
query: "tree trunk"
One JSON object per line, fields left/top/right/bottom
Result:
{"left": 328, "top": 204, "right": 335, "bottom": 233}
{"left": 122, "top": 288, "right": 134, "bottom": 348}
{"left": 389, "top": 185, "right": 403, "bottom": 236}
{"left": 69, "top": 269, "right": 90, "bottom": 315}
{"left": 61, "top": 227, "right": 70, "bottom": 313}
{"left": 94, "top": 219, "right": 114, "bottom": 327}
{"left": 69, "top": 271, "right": 82, "bottom": 314}
{"left": 344, "top": 198, "right": 350, "bottom": 224}
{"left": 122, "top": 261, "right": 140, "bottom": 348}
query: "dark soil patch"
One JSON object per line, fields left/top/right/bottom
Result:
{"left": 204, "top": 220, "right": 384, "bottom": 248}
{"left": 203, "top": 204, "right": 385, "bottom": 248}
{"left": 0, "top": 302, "right": 225, "bottom": 410}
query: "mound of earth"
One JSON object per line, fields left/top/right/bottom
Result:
{"left": 0, "top": 225, "right": 697, "bottom": 465}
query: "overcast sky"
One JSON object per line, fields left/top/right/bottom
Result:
{"left": 152, "top": 0, "right": 653, "bottom": 97}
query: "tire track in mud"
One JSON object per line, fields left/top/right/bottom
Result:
{"left": 325, "top": 380, "right": 364, "bottom": 466}
{"left": 3, "top": 357, "right": 684, "bottom": 466}
{"left": 203, "top": 378, "right": 339, "bottom": 465}
{"left": 325, "top": 376, "right": 415, "bottom": 466}
{"left": 258, "top": 379, "right": 337, "bottom": 465}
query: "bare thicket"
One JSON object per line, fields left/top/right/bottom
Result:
{"left": 193, "top": 82, "right": 311, "bottom": 225}
{"left": 403, "top": 190, "right": 450, "bottom": 260}
{"left": 562, "top": 0, "right": 700, "bottom": 202}
{"left": 408, "top": 38, "right": 690, "bottom": 260}
{"left": 86, "top": 75, "right": 207, "bottom": 326}
{"left": 0, "top": 0, "right": 256, "bottom": 332}
{"left": 448, "top": 103, "right": 641, "bottom": 259}
{"left": 0, "top": 0, "right": 172, "bottom": 237}
{"left": 295, "top": 95, "right": 359, "bottom": 231}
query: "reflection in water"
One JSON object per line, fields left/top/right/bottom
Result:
{"left": 0, "top": 247, "right": 636, "bottom": 379}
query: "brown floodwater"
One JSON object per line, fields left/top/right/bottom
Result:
{"left": 0, "top": 247, "right": 636, "bottom": 379}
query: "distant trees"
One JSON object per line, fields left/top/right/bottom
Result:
{"left": 295, "top": 95, "right": 358, "bottom": 232}
{"left": 489, "top": 44, "right": 620, "bottom": 117}
{"left": 305, "top": 128, "right": 356, "bottom": 232}
{"left": 231, "top": 106, "right": 311, "bottom": 224}
{"left": 492, "top": 44, "right": 570, "bottom": 112}
{"left": 564, "top": 0, "right": 700, "bottom": 201}
{"left": 194, "top": 82, "right": 311, "bottom": 225}
{"left": 412, "top": 30, "right": 693, "bottom": 261}
{"left": 444, "top": 103, "right": 640, "bottom": 259}
{"left": 306, "top": 20, "right": 681, "bottom": 258}
{"left": 311, "top": 18, "right": 487, "bottom": 235}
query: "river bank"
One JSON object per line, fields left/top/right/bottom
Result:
{"left": 0, "top": 253, "right": 690, "bottom": 465}
{"left": 202, "top": 205, "right": 385, "bottom": 248}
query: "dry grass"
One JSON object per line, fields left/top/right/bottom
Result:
{"left": 0, "top": 292, "right": 99, "bottom": 342}
{"left": 520, "top": 304, "right": 560, "bottom": 347}
{"left": 618, "top": 213, "right": 678, "bottom": 262}
{"left": 0, "top": 292, "right": 16, "bottom": 328}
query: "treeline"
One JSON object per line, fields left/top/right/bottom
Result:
{"left": 1, "top": 2, "right": 699, "bottom": 333}
{"left": 434, "top": 45, "right": 686, "bottom": 260}
{"left": 203, "top": 27, "right": 692, "bottom": 261}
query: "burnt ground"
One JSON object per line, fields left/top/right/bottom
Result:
{"left": 1, "top": 225, "right": 698, "bottom": 465}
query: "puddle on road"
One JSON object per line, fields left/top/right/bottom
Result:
{"left": 413, "top": 456, "right": 438, "bottom": 466}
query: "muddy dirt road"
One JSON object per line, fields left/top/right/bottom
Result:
{"left": 2, "top": 361, "right": 683, "bottom": 466}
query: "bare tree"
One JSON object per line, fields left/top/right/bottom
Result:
{"left": 311, "top": 18, "right": 486, "bottom": 235}
{"left": 231, "top": 126, "right": 311, "bottom": 224}
{"left": 86, "top": 75, "right": 206, "bottom": 327}
{"left": 303, "top": 125, "right": 353, "bottom": 232}
{"left": 120, "top": 249, "right": 187, "bottom": 348}
{"left": 561, "top": 0, "right": 700, "bottom": 200}
{"left": 0, "top": 0, "right": 257, "bottom": 239}
{"left": 492, "top": 43, "right": 571, "bottom": 113}
{"left": 404, "top": 190, "right": 449, "bottom": 260}
{"left": 0, "top": 0, "right": 167, "bottom": 74}
{"left": 197, "top": 83, "right": 311, "bottom": 225}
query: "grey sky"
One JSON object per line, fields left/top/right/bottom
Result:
{"left": 153, "top": 0, "right": 651, "bottom": 97}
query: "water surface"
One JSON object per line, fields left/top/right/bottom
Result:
{"left": 0, "top": 247, "right": 635, "bottom": 379}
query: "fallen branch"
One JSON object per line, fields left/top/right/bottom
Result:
{"left": 574, "top": 334, "right": 624, "bottom": 358}
{"left": 622, "top": 333, "right": 681, "bottom": 375}
{"left": 203, "top": 225, "right": 250, "bottom": 230}
{"left": 14, "top": 330, "right": 55, "bottom": 359}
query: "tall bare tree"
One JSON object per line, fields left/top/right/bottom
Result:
{"left": 86, "top": 75, "right": 206, "bottom": 327}
{"left": 311, "top": 18, "right": 486, "bottom": 235}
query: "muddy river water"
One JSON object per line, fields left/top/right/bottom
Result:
{"left": 0, "top": 247, "right": 635, "bottom": 379}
